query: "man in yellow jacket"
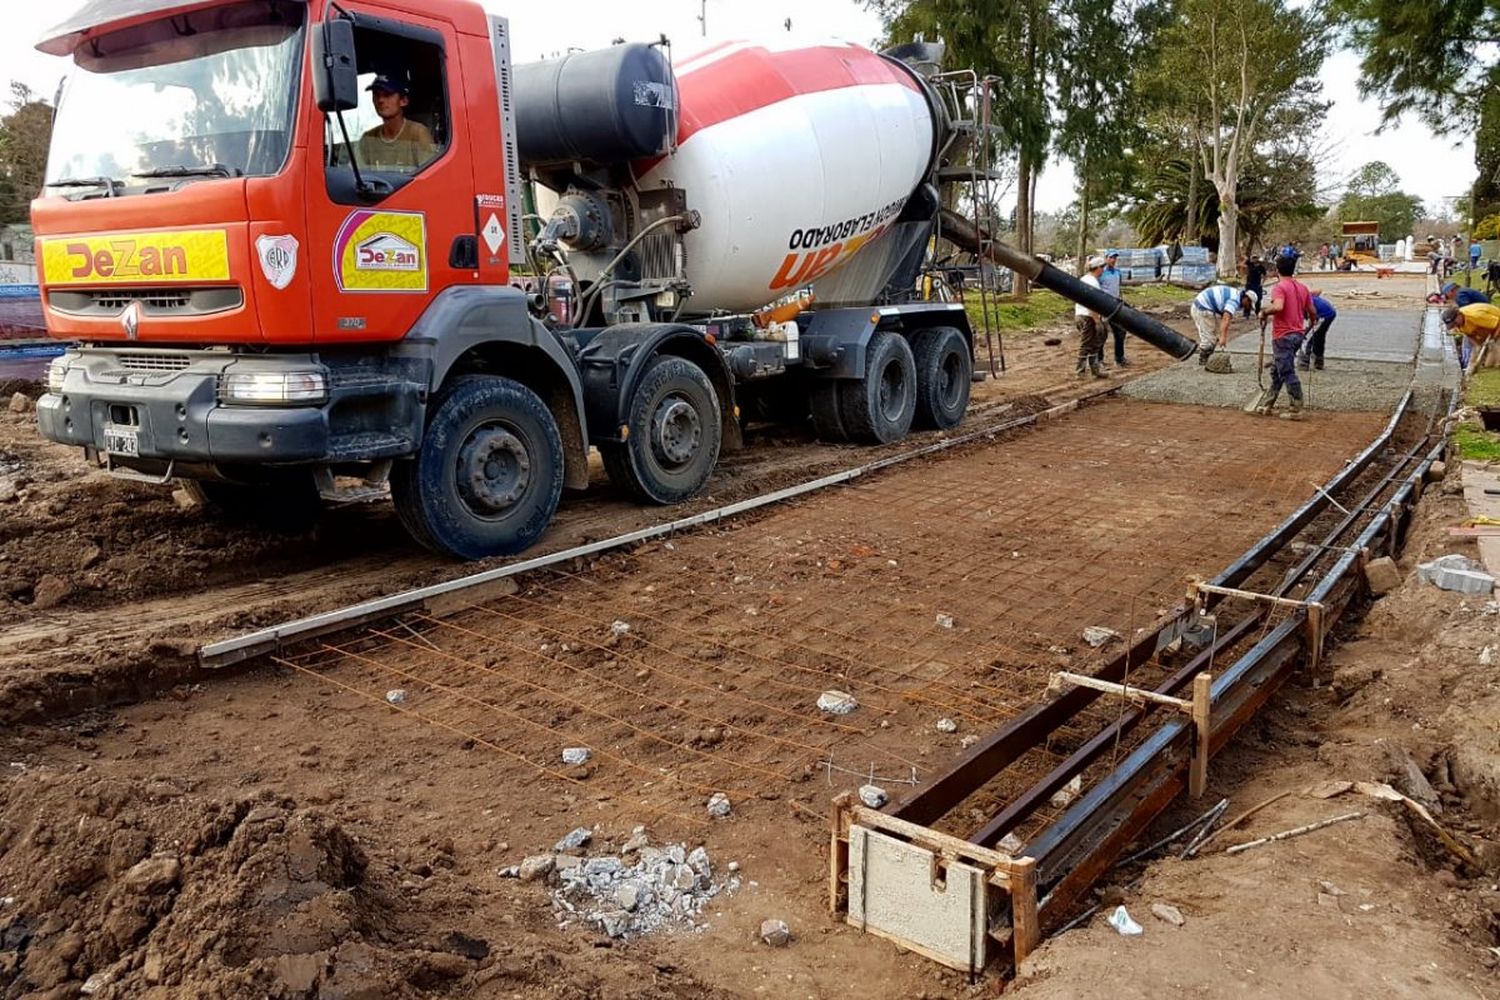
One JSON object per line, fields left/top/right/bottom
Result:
{"left": 1442, "top": 303, "right": 1500, "bottom": 368}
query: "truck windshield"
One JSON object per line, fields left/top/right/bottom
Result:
{"left": 45, "top": 1, "right": 305, "bottom": 191}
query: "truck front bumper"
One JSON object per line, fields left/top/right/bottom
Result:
{"left": 36, "top": 349, "right": 422, "bottom": 467}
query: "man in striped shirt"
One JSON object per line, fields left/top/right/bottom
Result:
{"left": 1191, "top": 282, "right": 1260, "bottom": 365}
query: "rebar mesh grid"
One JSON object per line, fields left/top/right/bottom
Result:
{"left": 277, "top": 401, "right": 1387, "bottom": 837}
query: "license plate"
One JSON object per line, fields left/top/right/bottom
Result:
{"left": 103, "top": 426, "right": 139, "bottom": 457}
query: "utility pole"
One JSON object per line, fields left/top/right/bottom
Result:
{"left": 698, "top": 0, "right": 707, "bottom": 36}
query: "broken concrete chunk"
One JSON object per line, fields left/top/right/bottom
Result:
{"left": 620, "top": 831, "right": 649, "bottom": 854}
{"left": 1364, "top": 556, "right": 1402, "bottom": 596}
{"left": 518, "top": 854, "right": 555, "bottom": 882}
{"left": 1383, "top": 743, "right": 1442, "bottom": 814}
{"left": 384, "top": 689, "right": 408, "bottom": 705}
{"left": 706, "top": 792, "right": 732, "bottom": 818}
{"left": 935, "top": 718, "right": 958, "bottom": 734}
{"left": 8, "top": 392, "right": 31, "bottom": 414}
{"left": 614, "top": 880, "right": 643, "bottom": 912}
{"left": 561, "top": 747, "right": 592, "bottom": 766}
{"left": 935, "top": 612, "right": 955, "bottom": 629}
{"left": 555, "top": 827, "right": 593, "bottom": 851}
{"left": 999, "top": 833, "right": 1026, "bottom": 856}
{"left": 1082, "top": 625, "right": 1121, "bottom": 647}
{"left": 858, "top": 784, "right": 888, "bottom": 809}
{"left": 816, "top": 690, "right": 858, "bottom": 715}
{"left": 1150, "top": 902, "right": 1185, "bottom": 927}
{"left": 610, "top": 620, "right": 631, "bottom": 637}
{"left": 1417, "top": 554, "right": 1496, "bottom": 595}
{"left": 759, "top": 918, "right": 792, "bottom": 947}
{"left": 1049, "top": 774, "right": 1083, "bottom": 808}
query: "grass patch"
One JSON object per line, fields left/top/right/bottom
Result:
{"left": 1468, "top": 368, "right": 1500, "bottom": 408}
{"left": 964, "top": 283, "right": 1198, "bottom": 334}
{"left": 1454, "top": 421, "right": 1500, "bottom": 462}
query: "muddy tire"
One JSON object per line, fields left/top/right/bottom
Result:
{"left": 601, "top": 355, "right": 721, "bottom": 505}
{"left": 390, "top": 375, "right": 563, "bottom": 560}
{"left": 912, "top": 326, "right": 972, "bottom": 430}
{"left": 191, "top": 473, "right": 322, "bottom": 533}
{"left": 838, "top": 331, "right": 916, "bottom": 444}
{"left": 808, "top": 383, "right": 848, "bottom": 442}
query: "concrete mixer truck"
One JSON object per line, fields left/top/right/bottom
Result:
{"left": 29, "top": 0, "right": 1193, "bottom": 559}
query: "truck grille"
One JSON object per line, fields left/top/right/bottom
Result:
{"left": 49, "top": 287, "right": 243, "bottom": 317}
{"left": 115, "top": 352, "right": 192, "bottom": 372}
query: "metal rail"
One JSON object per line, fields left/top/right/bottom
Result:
{"left": 199, "top": 386, "right": 1115, "bottom": 668}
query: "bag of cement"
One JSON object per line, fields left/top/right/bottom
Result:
{"left": 1416, "top": 554, "right": 1496, "bottom": 594}
{"left": 1204, "top": 352, "right": 1234, "bottom": 374}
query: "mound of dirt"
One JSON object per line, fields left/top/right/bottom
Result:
{"left": 0, "top": 773, "right": 489, "bottom": 999}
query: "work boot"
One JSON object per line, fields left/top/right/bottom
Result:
{"left": 1314, "top": 356, "right": 1324, "bottom": 371}
{"left": 1198, "top": 346, "right": 1214, "bottom": 366}
{"left": 1296, "top": 351, "right": 1311, "bottom": 371}
{"left": 1076, "top": 359, "right": 1089, "bottom": 380}
{"left": 1280, "top": 393, "right": 1305, "bottom": 421}
{"left": 1116, "top": 357, "right": 1132, "bottom": 368}
{"left": 1090, "top": 358, "right": 1109, "bottom": 379}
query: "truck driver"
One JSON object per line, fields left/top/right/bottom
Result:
{"left": 357, "top": 74, "right": 438, "bottom": 173}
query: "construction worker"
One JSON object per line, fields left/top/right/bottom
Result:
{"left": 1298, "top": 292, "right": 1336, "bottom": 371}
{"left": 1441, "top": 281, "right": 1490, "bottom": 308}
{"left": 1190, "top": 282, "right": 1259, "bottom": 365}
{"left": 1243, "top": 255, "right": 1267, "bottom": 316}
{"left": 1075, "top": 256, "right": 1109, "bottom": 379}
{"left": 1246, "top": 255, "right": 1317, "bottom": 419}
{"left": 1442, "top": 303, "right": 1500, "bottom": 369}
{"left": 1098, "top": 250, "right": 1128, "bottom": 368}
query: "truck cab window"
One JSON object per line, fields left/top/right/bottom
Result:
{"left": 325, "top": 24, "right": 448, "bottom": 201}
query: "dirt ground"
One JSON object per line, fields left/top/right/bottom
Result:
{"left": 7, "top": 277, "right": 1485, "bottom": 1000}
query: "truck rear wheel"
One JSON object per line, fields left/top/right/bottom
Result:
{"left": 838, "top": 330, "right": 916, "bottom": 444}
{"left": 808, "top": 383, "right": 848, "bottom": 442}
{"left": 391, "top": 375, "right": 564, "bottom": 560}
{"left": 912, "top": 326, "right": 972, "bottom": 430}
{"left": 601, "top": 355, "right": 722, "bottom": 504}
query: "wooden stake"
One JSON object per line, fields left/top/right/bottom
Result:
{"left": 1049, "top": 671, "right": 1193, "bottom": 711}
{"left": 829, "top": 792, "right": 850, "bottom": 913}
{"left": 1009, "top": 856, "right": 1041, "bottom": 968}
{"left": 1189, "top": 672, "right": 1212, "bottom": 799}
{"left": 1223, "top": 810, "right": 1366, "bottom": 855}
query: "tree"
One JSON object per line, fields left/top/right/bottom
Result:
{"left": 869, "top": 0, "right": 1063, "bottom": 295}
{"left": 1337, "top": 161, "right": 1425, "bottom": 239}
{"left": 0, "top": 82, "right": 53, "bottom": 225}
{"left": 1344, "top": 160, "right": 1402, "bottom": 198}
{"left": 1149, "top": 0, "right": 1327, "bottom": 277}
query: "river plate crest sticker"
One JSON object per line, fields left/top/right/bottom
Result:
{"left": 255, "top": 234, "right": 298, "bottom": 290}
{"left": 333, "top": 210, "right": 428, "bottom": 292}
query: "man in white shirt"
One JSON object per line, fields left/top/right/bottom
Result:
{"left": 1075, "top": 256, "right": 1108, "bottom": 379}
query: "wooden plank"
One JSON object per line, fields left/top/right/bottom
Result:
{"left": 829, "top": 793, "right": 851, "bottom": 913}
{"left": 1009, "top": 856, "right": 1041, "bottom": 967}
{"left": 1189, "top": 673, "right": 1212, "bottom": 799}
{"left": 1049, "top": 671, "right": 1193, "bottom": 711}
{"left": 850, "top": 805, "right": 1017, "bottom": 878}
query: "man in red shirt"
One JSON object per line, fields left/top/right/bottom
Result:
{"left": 1246, "top": 255, "right": 1318, "bottom": 419}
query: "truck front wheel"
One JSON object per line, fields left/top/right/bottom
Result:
{"left": 601, "top": 355, "right": 722, "bottom": 504}
{"left": 391, "top": 375, "right": 564, "bottom": 560}
{"left": 912, "top": 326, "right": 972, "bottom": 430}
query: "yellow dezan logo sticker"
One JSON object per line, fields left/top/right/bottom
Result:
{"left": 41, "top": 229, "right": 230, "bottom": 285}
{"left": 334, "top": 210, "right": 427, "bottom": 292}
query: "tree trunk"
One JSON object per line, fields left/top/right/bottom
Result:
{"left": 1075, "top": 156, "right": 1091, "bottom": 276}
{"left": 1216, "top": 186, "right": 1239, "bottom": 279}
{"left": 1184, "top": 146, "right": 1200, "bottom": 246}
{"left": 1015, "top": 148, "right": 1033, "bottom": 299}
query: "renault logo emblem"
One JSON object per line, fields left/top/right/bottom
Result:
{"left": 120, "top": 301, "right": 141, "bottom": 340}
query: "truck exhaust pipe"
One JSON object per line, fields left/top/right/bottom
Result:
{"left": 939, "top": 210, "right": 1197, "bottom": 361}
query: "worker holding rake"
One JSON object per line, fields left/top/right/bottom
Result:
{"left": 1245, "top": 256, "right": 1317, "bottom": 420}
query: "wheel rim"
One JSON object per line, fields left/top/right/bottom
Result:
{"left": 939, "top": 350, "right": 965, "bottom": 409}
{"left": 455, "top": 423, "right": 531, "bottom": 517}
{"left": 650, "top": 395, "right": 702, "bottom": 469}
{"left": 878, "top": 358, "right": 908, "bottom": 422}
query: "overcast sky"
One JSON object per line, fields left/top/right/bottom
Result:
{"left": 5, "top": 0, "right": 1475, "bottom": 221}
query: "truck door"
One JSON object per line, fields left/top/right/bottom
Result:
{"left": 306, "top": 8, "right": 477, "bottom": 344}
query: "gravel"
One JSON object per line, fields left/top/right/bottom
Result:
{"left": 1120, "top": 357, "right": 1414, "bottom": 412}
{"left": 543, "top": 831, "right": 740, "bottom": 939}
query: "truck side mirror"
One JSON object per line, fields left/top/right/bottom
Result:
{"left": 313, "top": 17, "right": 359, "bottom": 113}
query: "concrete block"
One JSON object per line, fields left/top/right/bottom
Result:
{"left": 847, "top": 825, "right": 989, "bottom": 971}
{"left": 1426, "top": 460, "right": 1447, "bottom": 482}
{"left": 1364, "top": 556, "right": 1402, "bottom": 596}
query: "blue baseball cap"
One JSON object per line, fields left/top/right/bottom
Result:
{"left": 367, "top": 74, "right": 409, "bottom": 95}
{"left": 1106, "top": 249, "right": 1119, "bottom": 257}
{"left": 1442, "top": 282, "right": 1458, "bottom": 295}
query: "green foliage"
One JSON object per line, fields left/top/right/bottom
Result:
{"left": 0, "top": 82, "right": 52, "bottom": 225}
{"left": 966, "top": 284, "right": 1196, "bottom": 333}
{"left": 1334, "top": 0, "right": 1500, "bottom": 132}
{"left": 1453, "top": 422, "right": 1500, "bottom": 461}
{"left": 1337, "top": 192, "right": 1425, "bottom": 241}
{"left": 1475, "top": 213, "right": 1500, "bottom": 239}
{"left": 1477, "top": 89, "right": 1500, "bottom": 221}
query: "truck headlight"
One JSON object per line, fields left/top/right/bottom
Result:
{"left": 46, "top": 356, "right": 69, "bottom": 394}
{"left": 218, "top": 371, "right": 328, "bottom": 405}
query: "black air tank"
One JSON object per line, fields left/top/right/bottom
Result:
{"left": 513, "top": 43, "right": 678, "bottom": 168}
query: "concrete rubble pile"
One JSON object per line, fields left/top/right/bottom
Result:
{"left": 505, "top": 827, "right": 740, "bottom": 940}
